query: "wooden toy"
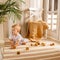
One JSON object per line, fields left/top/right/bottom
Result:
{"left": 17, "top": 51, "right": 20, "bottom": 55}
{"left": 31, "top": 44, "right": 33, "bottom": 46}
{"left": 26, "top": 47, "right": 29, "bottom": 50}
{"left": 22, "top": 42, "right": 26, "bottom": 45}
{"left": 36, "top": 42, "right": 40, "bottom": 45}
{"left": 50, "top": 43, "right": 55, "bottom": 46}
{"left": 41, "top": 42, "right": 45, "bottom": 46}
{"left": 34, "top": 43, "right": 38, "bottom": 46}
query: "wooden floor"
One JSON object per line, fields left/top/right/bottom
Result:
{"left": 1, "top": 39, "right": 60, "bottom": 60}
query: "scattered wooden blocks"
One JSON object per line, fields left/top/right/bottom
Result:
{"left": 30, "top": 42, "right": 40, "bottom": 46}
{"left": 26, "top": 47, "right": 29, "bottom": 50}
{"left": 31, "top": 44, "right": 33, "bottom": 46}
{"left": 41, "top": 42, "right": 45, "bottom": 46}
{"left": 50, "top": 43, "right": 55, "bottom": 46}
{"left": 34, "top": 43, "right": 38, "bottom": 46}
{"left": 17, "top": 51, "right": 20, "bottom": 55}
{"left": 36, "top": 42, "right": 40, "bottom": 45}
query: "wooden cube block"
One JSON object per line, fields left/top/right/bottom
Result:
{"left": 17, "top": 51, "right": 20, "bottom": 55}
{"left": 41, "top": 42, "right": 45, "bottom": 46}
{"left": 50, "top": 43, "right": 55, "bottom": 46}
{"left": 26, "top": 47, "right": 29, "bottom": 50}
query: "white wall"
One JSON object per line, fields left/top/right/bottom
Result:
{"left": 0, "top": 0, "right": 7, "bottom": 40}
{"left": 0, "top": 0, "right": 7, "bottom": 3}
{"left": 58, "top": 0, "right": 60, "bottom": 40}
{"left": 30, "top": 0, "right": 43, "bottom": 9}
{"left": 22, "top": 0, "right": 30, "bottom": 10}
{"left": 0, "top": 24, "right": 3, "bottom": 40}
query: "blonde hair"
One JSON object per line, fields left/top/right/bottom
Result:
{"left": 12, "top": 24, "right": 21, "bottom": 32}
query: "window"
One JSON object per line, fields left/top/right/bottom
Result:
{"left": 47, "top": 0, "right": 58, "bottom": 31}
{"left": 44, "top": 0, "right": 59, "bottom": 39}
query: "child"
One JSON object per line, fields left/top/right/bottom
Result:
{"left": 9, "top": 24, "right": 29, "bottom": 49}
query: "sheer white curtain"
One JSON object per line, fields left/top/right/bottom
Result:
{"left": 30, "top": 0, "right": 43, "bottom": 20}
{"left": 30, "top": 0, "right": 43, "bottom": 9}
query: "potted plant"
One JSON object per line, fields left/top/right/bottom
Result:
{"left": 0, "top": 0, "right": 24, "bottom": 40}
{"left": 0, "top": 0, "right": 25, "bottom": 23}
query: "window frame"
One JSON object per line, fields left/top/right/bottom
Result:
{"left": 44, "top": 0, "right": 59, "bottom": 40}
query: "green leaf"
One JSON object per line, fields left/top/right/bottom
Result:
{"left": 8, "top": 7, "right": 22, "bottom": 20}
{"left": 0, "top": 4, "right": 5, "bottom": 10}
{"left": 19, "top": 0, "right": 25, "bottom": 4}
{"left": 0, "top": 0, "right": 24, "bottom": 23}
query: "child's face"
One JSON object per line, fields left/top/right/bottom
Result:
{"left": 12, "top": 28, "right": 18, "bottom": 35}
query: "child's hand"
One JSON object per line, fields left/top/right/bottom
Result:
{"left": 11, "top": 45, "right": 16, "bottom": 49}
{"left": 10, "top": 40, "right": 17, "bottom": 49}
{"left": 10, "top": 40, "right": 14, "bottom": 46}
{"left": 15, "top": 40, "right": 19, "bottom": 46}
